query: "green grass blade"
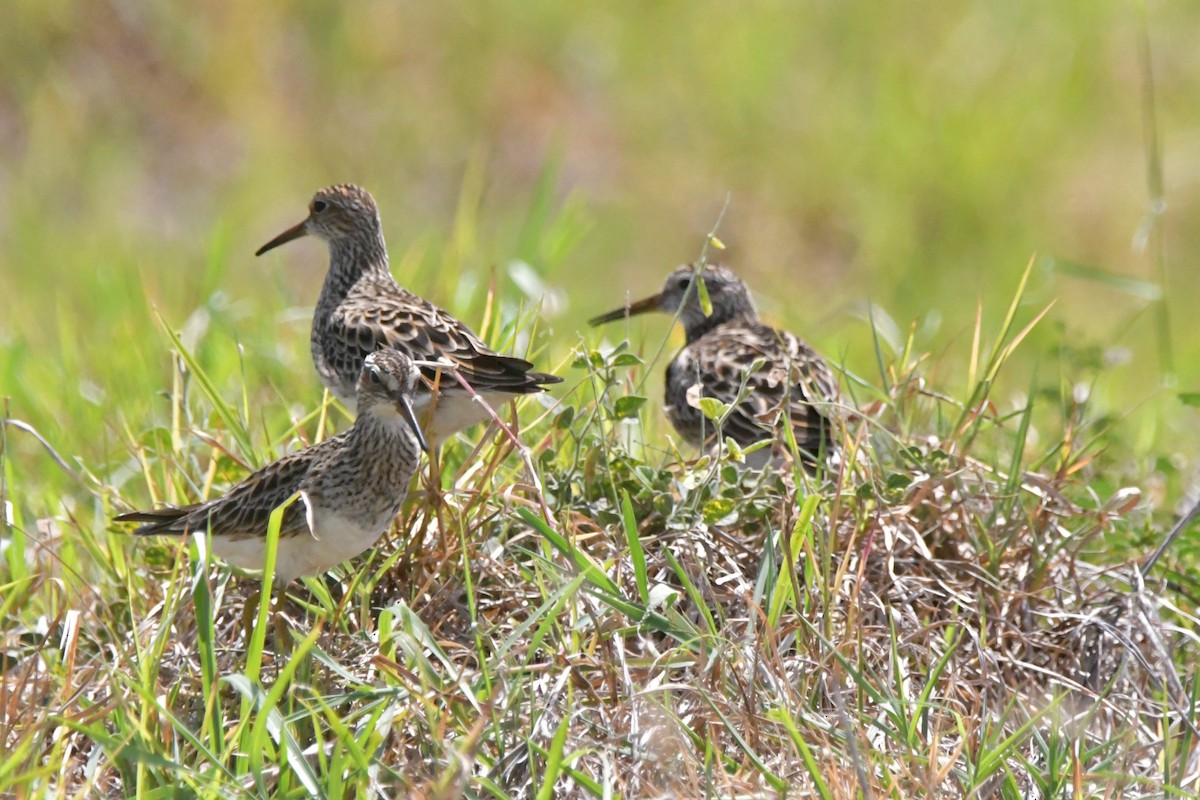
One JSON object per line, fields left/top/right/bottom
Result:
{"left": 534, "top": 714, "right": 571, "bottom": 800}
{"left": 154, "top": 311, "right": 257, "bottom": 464}
{"left": 620, "top": 489, "right": 649, "bottom": 604}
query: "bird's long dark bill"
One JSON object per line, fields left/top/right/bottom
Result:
{"left": 255, "top": 219, "right": 309, "bottom": 256}
{"left": 588, "top": 294, "right": 662, "bottom": 326}
{"left": 398, "top": 396, "right": 429, "bottom": 452}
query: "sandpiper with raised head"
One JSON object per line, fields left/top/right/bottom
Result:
{"left": 256, "top": 184, "right": 561, "bottom": 444}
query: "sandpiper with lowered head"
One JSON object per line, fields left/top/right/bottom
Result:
{"left": 590, "top": 263, "right": 841, "bottom": 467}
{"left": 116, "top": 349, "right": 428, "bottom": 585}
{"left": 256, "top": 184, "right": 561, "bottom": 444}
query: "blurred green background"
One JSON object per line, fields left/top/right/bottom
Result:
{"left": 3, "top": 1, "right": 1200, "bottom": 514}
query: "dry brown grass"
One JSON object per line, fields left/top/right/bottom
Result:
{"left": 3, "top": 285, "right": 1199, "bottom": 798}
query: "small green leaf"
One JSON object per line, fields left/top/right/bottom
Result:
{"left": 610, "top": 352, "right": 644, "bottom": 367}
{"left": 653, "top": 494, "right": 675, "bottom": 516}
{"left": 1180, "top": 392, "right": 1200, "bottom": 407}
{"left": 698, "top": 397, "right": 728, "bottom": 421}
{"left": 141, "top": 544, "right": 177, "bottom": 569}
{"left": 571, "top": 350, "right": 606, "bottom": 369}
{"left": 703, "top": 497, "right": 736, "bottom": 525}
{"left": 554, "top": 406, "right": 575, "bottom": 429}
{"left": 613, "top": 395, "right": 647, "bottom": 419}
{"left": 697, "top": 274, "right": 713, "bottom": 316}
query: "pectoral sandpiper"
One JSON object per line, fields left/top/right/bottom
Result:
{"left": 116, "top": 348, "right": 428, "bottom": 585}
{"left": 590, "top": 263, "right": 841, "bottom": 467}
{"left": 256, "top": 184, "right": 561, "bottom": 444}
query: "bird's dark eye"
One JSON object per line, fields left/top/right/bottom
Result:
{"left": 368, "top": 369, "right": 382, "bottom": 385}
{"left": 312, "top": 200, "right": 328, "bottom": 213}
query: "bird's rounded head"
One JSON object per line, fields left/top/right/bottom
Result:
{"left": 255, "top": 184, "right": 383, "bottom": 257}
{"left": 357, "top": 348, "right": 428, "bottom": 451}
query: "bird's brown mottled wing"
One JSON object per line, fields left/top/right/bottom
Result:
{"left": 116, "top": 448, "right": 318, "bottom": 540}
{"left": 666, "top": 323, "right": 839, "bottom": 457}
{"left": 327, "top": 283, "right": 560, "bottom": 395}
{"left": 776, "top": 328, "right": 841, "bottom": 447}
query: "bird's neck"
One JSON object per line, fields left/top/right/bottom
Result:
{"left": 351, "top": 403, "right": 419, "bottom": 446}
{"left": 324, "top": 235, "right": 392, "bottom": 298}
{"left": 345, "top": 405, "right": 422, "bottom": 489}
{"left": 683, "top": 304, "right": 759, "bottom": 343}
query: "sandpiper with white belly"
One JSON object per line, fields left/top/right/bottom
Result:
{"left": 255, "top": 184, "right": 561, "bottom": 444}
{"left": 116, "top": 348, "right": 428, "bottom": 584}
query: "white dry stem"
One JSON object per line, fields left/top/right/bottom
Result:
{"left": 2, "top": 417, "right": 89, "bottom": 490}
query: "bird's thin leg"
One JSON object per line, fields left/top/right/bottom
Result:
{"left": 240, "top": 581, "right": 298, "bottom": 659}
{"left": 437, "top": 370, "right": 556, "bottom": 531}
{"left": 240, "top": 586, "right": 261, "bottom": 642}
{"left": 271, "top": 594, "right": 290, "bottom": 662}
{"left": 419, "top": 377, "right": 449, "bottom": 554}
